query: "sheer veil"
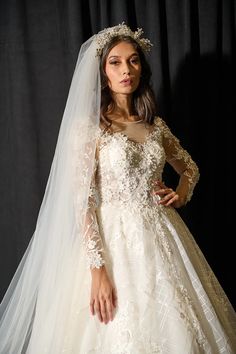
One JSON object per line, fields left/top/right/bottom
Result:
{"left": 0, "top": 35, "right": 101, "bottom": 353}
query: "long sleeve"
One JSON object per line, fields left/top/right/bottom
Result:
{"left": 158, "top": 117, "right": 200, "bottom": 203}
{"left": 82, "top": 147, "right": 106, "bottom": 269}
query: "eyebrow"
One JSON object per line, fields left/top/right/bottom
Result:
{"left": 108, "top": 53, "right": 139, "bottom": 59}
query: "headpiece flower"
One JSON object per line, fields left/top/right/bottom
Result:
{"left": 95, "top": 22, "right": 153, "bottom": 56}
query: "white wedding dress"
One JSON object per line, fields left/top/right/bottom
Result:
{"left": 1, "top": 117, "right": 236, "bottom": 353}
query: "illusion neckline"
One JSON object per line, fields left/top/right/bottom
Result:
{"left": 99, "top": 118, "right": 159, "bottom": 146}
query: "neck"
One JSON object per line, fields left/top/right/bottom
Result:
{"left": 111, "top": 93, "right": 134, "bottom": 120}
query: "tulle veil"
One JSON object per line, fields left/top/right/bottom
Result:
{"left": 0, "top": 34, "right": 101, "bottom": 353}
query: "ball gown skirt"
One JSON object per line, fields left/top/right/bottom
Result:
{"left": 25, "top": 203, "right": 236, "bottom": 354}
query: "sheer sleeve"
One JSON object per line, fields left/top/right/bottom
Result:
{"left": 82, "top": 146, "right": 106, "bottom": 269}
{"left": 157, "top": 117, "right": 200, "bottom": 203}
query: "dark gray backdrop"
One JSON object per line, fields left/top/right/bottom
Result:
{"left": 0, "top": 0, "right": 235, "bottom": 308}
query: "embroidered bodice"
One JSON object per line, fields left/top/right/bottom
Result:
{"left": 83, "top": 116, "right": 200, "bottom": 269}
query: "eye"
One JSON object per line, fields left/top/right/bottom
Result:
{"left": 130, "top": 57, "right": 140, "bottom": 64}
{"left": 109, "top": 60, "right": 120, "bottom": 65}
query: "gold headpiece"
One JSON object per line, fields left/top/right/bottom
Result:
{"left": 95, "top": 22, "right": 153, "bottom": 56}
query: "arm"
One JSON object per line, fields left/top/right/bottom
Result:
{"left": 85, "top": 147, "right": 117, "bottom": 324}
{"left": 71, "top": 125, "right": 116, "bottom": 323}
{"left": 158, "top": 118, "right": 200, "bottom": 206}
{"left": 83, "top": 147, "right": 106, "bottom": 269}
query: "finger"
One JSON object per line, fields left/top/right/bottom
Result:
{"left": 152, "top": 188, "right": 165, "bottom": 195}
{"left": 161, "top": 195, "right": 177, "bottom": 206}
{"left": 112, "top": 288, "right": 118, "bottom": 308}
{"left": 105, "top": 298, "right": 114, "bottom": 321}
{"left": 154, "top": 188, "right": 173, "bottom": 196}
{"left": 154, "top": 189, "right": 173, "bottom": 200}
{"left": 159, "top": 191, "right": 176, "bottom": 204}
{"left": 90, "top": 299, "right": 95, "bottom": 316}
{"left": 166, "top": 194, "right": 179, "bottom": 206}
{"left": 94, "top": 298, "right": 103, "bottom": 322}
{"left": 100, "top": 298, "right": 108, "bottom": 323}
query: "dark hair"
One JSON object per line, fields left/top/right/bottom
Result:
{"left": 99, "top": 35, "right": 157, "bottom": 130}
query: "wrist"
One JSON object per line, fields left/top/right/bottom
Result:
{"left": 179, "top": 196, "right": 187, "bottom": 207}
{"left": 173, "top": 195, "right": 187, "bottom": 208}
{"left": 90, "top": 264, "right": 106, "bottom": 276}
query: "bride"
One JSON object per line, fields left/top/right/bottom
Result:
{"left": 0, "top": 23, "right": 235, "bottom": 354}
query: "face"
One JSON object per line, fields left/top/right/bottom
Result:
{"left": 105, "top": 41, "right": 142, "bottom": 95}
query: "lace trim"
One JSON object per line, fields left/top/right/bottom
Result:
{"left": 71, "top": 121, "right": 105, "bottom": 269}
{"left": 155, "top": 117, "right": 200, "bottom": 203}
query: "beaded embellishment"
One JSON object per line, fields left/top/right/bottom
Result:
{"left": 95, "top": 22, "right": 153, "bottom": 56}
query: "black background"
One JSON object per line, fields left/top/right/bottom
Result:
{"left": 0, "top": 0, "right": 235, "bottom": 308}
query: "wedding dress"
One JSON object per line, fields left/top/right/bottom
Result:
{"left": 1, "top": 116, "right": 236, "bottom": 353}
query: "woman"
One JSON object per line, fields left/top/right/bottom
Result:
{"left": 0, "top": 23, "right": 235, "bottom": 354}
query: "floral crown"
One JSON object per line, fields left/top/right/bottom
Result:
{"left": 95, "top": 22, "right": 153, "bottom": 56}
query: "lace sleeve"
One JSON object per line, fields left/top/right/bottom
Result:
{"left": 83, "top": 148, "right": 106, "bottom": 269}
{"left": 157, "top": 117, "right": 200, "bottom": 203}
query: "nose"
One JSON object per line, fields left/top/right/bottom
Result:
{"left": 121, "top": 62, "right": 130, "bottom": 75}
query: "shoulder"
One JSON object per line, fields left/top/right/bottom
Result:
{"left": 154, "top": 116, "right": 164, "bottom": 125}
{"left": 153, "top": 116, "right": 179, "bottom": 141}
{"left": 153, "top": 116, "right": 170, "bottom": 131}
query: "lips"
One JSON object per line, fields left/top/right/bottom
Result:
{"left": 120, "top": 78, "right": 133, "bottom": 85}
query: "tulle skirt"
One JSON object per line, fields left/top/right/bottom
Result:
{"left": 1, "top": 203, "right": 236, "bottom": 353}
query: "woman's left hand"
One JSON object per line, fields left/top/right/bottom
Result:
{"left": 152, "top": 180, "right": 185, "bottom": 208}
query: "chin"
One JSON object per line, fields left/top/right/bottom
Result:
{"left": 122, "top": 88, "right": 135, "bottom": 94}
{"left": 116, "top": 87, "right": 137, "bottom": 95}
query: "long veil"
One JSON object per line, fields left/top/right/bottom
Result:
{"left": 0, "top": 35, "right": 101, "bottom": 353}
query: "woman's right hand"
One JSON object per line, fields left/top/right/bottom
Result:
{"left": 90, "top": 265, "right": 117, "bottom": 324}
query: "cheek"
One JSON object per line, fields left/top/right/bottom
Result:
{"left": 105, "top": 69, "right": 118, "bottom": 87}
{"left": 105, "top": 64, "right": 112, "bottom": 79}
{"left": 137, "top": 67, "right": 142, "bottom": 79}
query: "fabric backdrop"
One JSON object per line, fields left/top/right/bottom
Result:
{"left": 0, "top": 0, "right": 235, "bottom": 308}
